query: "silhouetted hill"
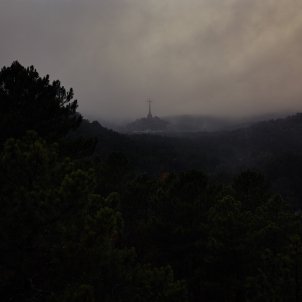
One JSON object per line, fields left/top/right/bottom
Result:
{"left": 75, "top": 113, "right": 302, "bottom": 208}
{"left": 75, "top": 119, "right": 131, "bottom": 156}
{"left": 77, "top": 119, "right": 118, "bottom": 138}
{"left": 125, "top": 116, "right": 169, "bottom": 133}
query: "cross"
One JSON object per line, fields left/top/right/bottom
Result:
{"left": 147, "top": 99, "right": 152, "bottom": 118}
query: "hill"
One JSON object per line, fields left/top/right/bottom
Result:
{"left": 76, "top": 113, "right": 302, "bottom": 208}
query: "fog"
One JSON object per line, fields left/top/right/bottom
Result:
{"left": 1, "top": 0, "right": 302, "bottom": 120}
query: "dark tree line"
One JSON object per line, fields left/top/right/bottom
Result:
{"left": 0, "top": 61, "right": 81, "bottom": 144}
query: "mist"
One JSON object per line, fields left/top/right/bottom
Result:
{"left": 1, "top": 0, "right": 302, "bottom": 120}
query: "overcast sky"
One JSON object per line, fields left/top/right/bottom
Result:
{"left": 1, "top": 0, "right": 302, "bottom": 120}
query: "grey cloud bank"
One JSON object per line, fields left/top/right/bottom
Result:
{"left": 1, "top": 0, "right": 302, "bottom": 120}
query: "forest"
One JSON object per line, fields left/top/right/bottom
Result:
{"left": 1, "top": 61, "right": 302, "bottom": 302}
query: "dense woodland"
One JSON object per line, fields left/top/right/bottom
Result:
{"left": 1, "top": 61, "right": 302, "bottom": 301}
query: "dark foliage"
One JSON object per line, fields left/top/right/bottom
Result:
{"left": 0, "top": 61, "right": 81, "bottom": 144}
{"left": 2, "top": 62, "right": 302, "bottom": 302}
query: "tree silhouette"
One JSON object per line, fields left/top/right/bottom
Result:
{"left": 0, "top": 61, "right": 81, "bottom": 144}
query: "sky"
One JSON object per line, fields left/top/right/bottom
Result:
{"left": 1, "top": 0, "right": 302, "bottom": 120}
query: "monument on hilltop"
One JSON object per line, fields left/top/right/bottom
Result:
{"left": 126, "top": 99, "right": 169, "bottom": 133}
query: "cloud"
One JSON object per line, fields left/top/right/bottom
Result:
{"left": 1, "top": 0, "right": 302, "bottom": 119}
